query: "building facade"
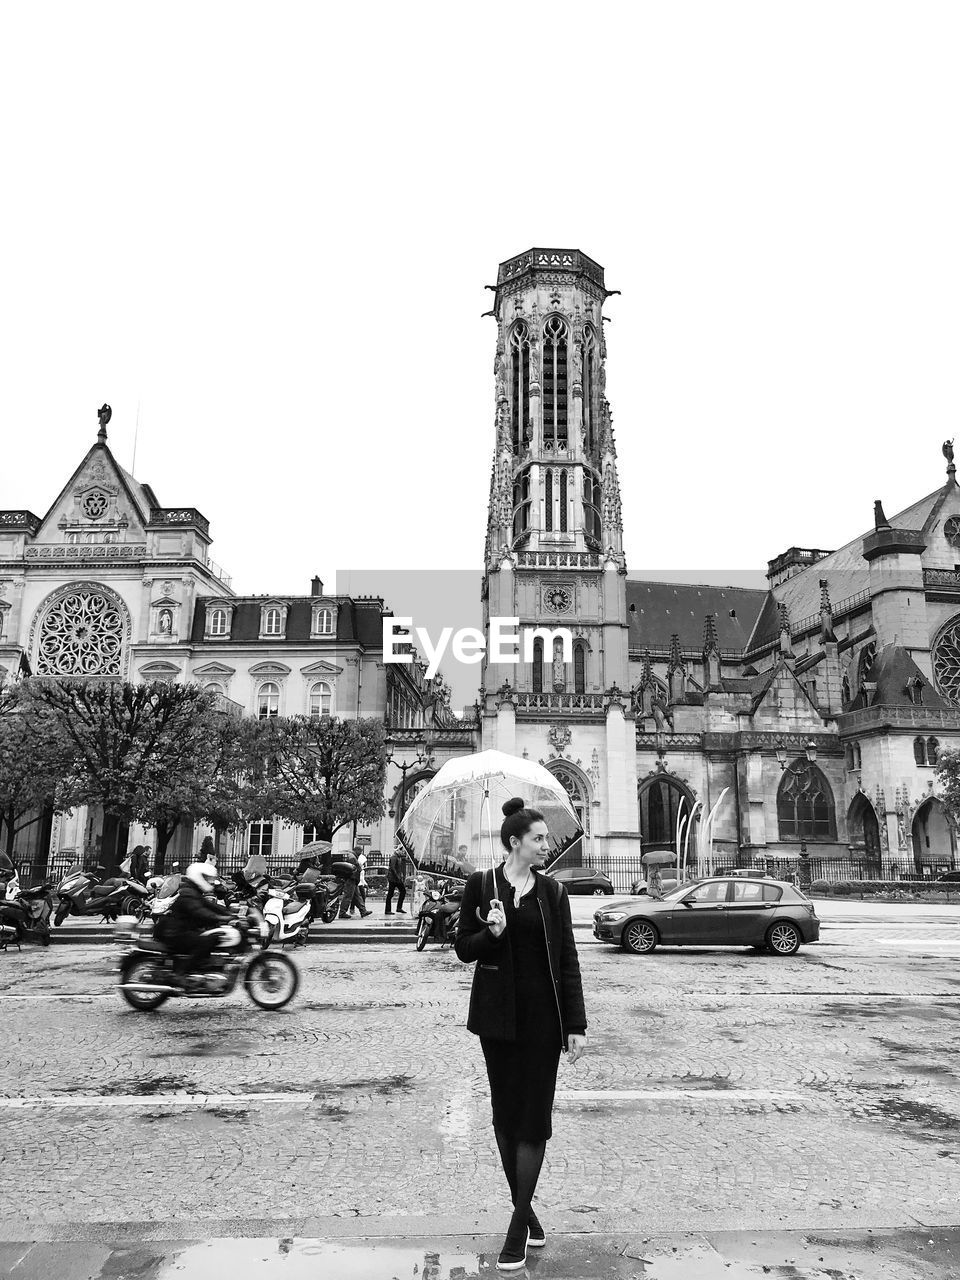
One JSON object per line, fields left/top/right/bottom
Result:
{"left": 4, "top": 255, "right": 960, "bottom": 881}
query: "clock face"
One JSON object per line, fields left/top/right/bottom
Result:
{"left": 544, "top": 585, "right": 572, "bottom": 614}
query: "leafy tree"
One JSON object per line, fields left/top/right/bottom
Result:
{"left": 0, "top": 689, "right": 73, "bottom": 862}
{"left": 199, "top": 715, "right": 274, "bottom": 852}
{"left": 936, "top": 748, "right": 960, "bottom": 827}
{"left": 23, "top": 679, "right": 224, "bottom": 872}
{"left": 259, "top": 715, "right": 387, "bottom": 843}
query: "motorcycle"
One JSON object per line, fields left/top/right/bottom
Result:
{"left": 0, "top": 882, "right": 54, "bottom": 948}
{"left": 117, "top": 902, "right": 298, "bottom": 1011}
{"left": 262, "top": 876, "right": 339, "bottom": 947}
{"left": 415, "top": 883, "right": 462, "bottom": 951}
{"left": 54, "top": 867, "right": 151, "bottom": 926}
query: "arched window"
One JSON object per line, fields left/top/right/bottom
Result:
{"left": 532, "top": 636, "right": 543, "bottom": 693}
{"left": 209, "top": 609, "right": 227, "bottom": 636}
{"left": 638, "top": 777, "right": 691, "bottom": 856}
{"left": 315, "top": 608, "right": 333, "bottom": 635}
{"left": 309, "top": 681, "right": 332, "bottom": 718}
{"left": 542, "top": 316, "right": 568, "bottom": 450}
{"left": 777, "top": 760, "right": 836, "bottom": 840}
{"left": 928, "top": 736, "right": 940, "bottom": 764}
{"left": 257, "top": 681, "right": 280, "bottom": 719}
{"left": 510, "top": 322, "right": 530, "bottom": 454}
{"left": 841, "top": 675, "right": 851, "bottom": 704}
{"left": 264, "top": 608, "right": 282, "bottom": 636}
{"left": 512, "top": 469, "right": 531, "bottom": 541}
{"left": 853, "top": 743, "right": 862, "bottom": 769}
{"left": 573, "top": 642, "right": 586, "bottom": 694}
{"left": 857, "top": 642, "right": 876, "bottom": 688}
{"left": 204, "top": 681, "right": 225, "bottom": 697}
{"left": 544, "top": 470, "right": 553, "bottom": 531}
{"left": 581, "top": 326, "right": 596, "bottom": 454}
{"left": 914, "top": 736, "right": 927, "bottom": 766}
{"left": 559, "top": 470, "right": 568, "bottom": 532}
{"left": 551, "top": 764, "right": 590, "bottom": 836}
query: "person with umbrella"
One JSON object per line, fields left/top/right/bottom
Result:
{"left": 455, "top": 796, "right": 587, "bottom": 1272}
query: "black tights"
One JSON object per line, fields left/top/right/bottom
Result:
{"left": 494, "top": 1127, "right": 546, "bottom": 1239}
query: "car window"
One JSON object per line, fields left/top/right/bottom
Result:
{"left": 762, "top": 883, "right": 784, "bottom": 902}
{"left": 682, "top": 881, "right": 727, "bottom": 905}
{"left": 731, "top": 881, "right": 763, "bottom": 902}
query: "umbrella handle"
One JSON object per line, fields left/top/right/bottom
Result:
{"left": 476, "top": 898, "right": 503, "bottom": 926}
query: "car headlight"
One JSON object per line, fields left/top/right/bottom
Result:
{"left": 598, "top": 912, "right": 627, "bottom": 923}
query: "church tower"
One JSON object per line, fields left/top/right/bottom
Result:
{"left": 481, "top": 249, "right": 639, "bottom": 860}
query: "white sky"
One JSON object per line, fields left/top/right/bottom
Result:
{"left": 3, "top": 3, "right": 960, "bottom": 603}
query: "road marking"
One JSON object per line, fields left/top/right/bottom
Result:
{"left": 0, "top": 995, "right": 114, "bottom": 1001}
{"left": 555, "top": 1089, "right": 805, "bottom": 1102}
{"left": 0, "top": 1092, "right": 315, "bottom": 1109}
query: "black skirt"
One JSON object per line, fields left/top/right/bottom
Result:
{"left": 479, "top": 885, "right": 563, "bottom": 1142}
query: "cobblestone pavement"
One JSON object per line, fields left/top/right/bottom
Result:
{"left": 1, "top": 919, "right": 959, "bottom": 1247}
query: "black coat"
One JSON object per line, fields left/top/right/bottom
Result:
{"left": 455, "top": 865, "right": 587, "bottom": 1049}
{"left": 167, "top": 879, "right": 228, "bottom": 937}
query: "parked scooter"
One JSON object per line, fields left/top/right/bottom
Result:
{"left": 0, "top": 882, "right": 54, "bottom": 947}
{"left": 118, "top": 901, "right": 298, "bottom": 1011}
{"left": 54, "top": 867, "right": 150, "bottom": 926}
{"left": 415, "top": 881, "right": 462, "bottom": 951}
{"left": 262, "top": 876, "right": 338, "bottom": 947}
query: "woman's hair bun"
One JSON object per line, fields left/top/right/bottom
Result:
{"left": 502, "top": 796, "right": 525, "bottom": 818}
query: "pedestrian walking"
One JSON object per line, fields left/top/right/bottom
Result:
{"left": 128, "top": 845, "right": 150, "bottom": 884}
{"left": 197, "top": 836, "right": 217, "bottom": 863}
{"left": 356, "top": 847, "right": 368, "bottom": 908}
{"left": 335, "top": 848, "right": 372, "bottom": 919}
{"left": 385, "top": 844, "right": 409, "bottom": 914}
{"left": 647, "top": 864, "right": 664, "bottom": 900}
{"left": 455, "top": 797, "right": 587, "bottom": 1272}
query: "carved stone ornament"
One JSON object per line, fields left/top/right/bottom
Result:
{"left": 548, "top": 723, "right": 572, "bottom": 755}
{"left": 34, "top": 585, "right": 128, "bottom": 677}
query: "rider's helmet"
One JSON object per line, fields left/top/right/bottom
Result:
{"left": 184, "top": 861, "right": 220, "bottom": 892}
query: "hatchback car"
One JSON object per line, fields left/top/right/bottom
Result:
{"left": 593, "top": 875, "right": 819, "bottom": 956}
{"left": 546, "top": 867, "right": 615, "bottom": 896}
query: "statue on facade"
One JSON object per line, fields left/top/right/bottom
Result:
{"left": 943, "top": 439, "right": 955, "bottom": 465}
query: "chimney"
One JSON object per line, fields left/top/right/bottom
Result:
{"left": 311, "top": 576, "right": 323, "bottom": 597}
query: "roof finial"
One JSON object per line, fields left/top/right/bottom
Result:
{"left": 97, "top": 403, "right": 112, "bottom": 444}
{"left": 702, "top": 613, "right": 720, "bottom": 656}
{"left": 873, "top": 499, "right": 890, "bottom": 531}
{"left": 943, "top": 438, "right": 956, "bottom": 481}
{"left": 819, "top": 578, "right": 836, "bottom": 643}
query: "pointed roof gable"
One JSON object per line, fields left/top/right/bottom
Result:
{"left": 35, "top": 437, "right": 155, "bottom": 540}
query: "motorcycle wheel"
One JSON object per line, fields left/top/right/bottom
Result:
{"left": 244, "top": 952, "right": 299, "bottom": 1010}
{"left": 54, "top": 901, "right": 70, "bottom": 927}
{"left": 322, "top": 905, "right": 339, "bottom": 924}
{"left": 416, "top": 917, "right": 430, "bottom": 951}
{"left": 120, "top": 893, "right": 148, "bottom": 921}
{"left": 119, "top": 955, "right": 171, "bottom": 1012}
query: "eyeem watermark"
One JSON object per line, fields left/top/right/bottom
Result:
{"left": 384, "top": 618, "right": 573, "bottom": 679}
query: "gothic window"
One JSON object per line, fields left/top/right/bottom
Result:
{"left": 914, "top": 736, "right": 927, "bottom": 766}
{"left": 857, "top": 642, "right": 876, "bottom": 688}
{"left": 257, "top": 681, "right": 280, "bottom": 719}
{"left": 559, "top": 470, "right": 568, "bottom": 532}
{"left": 512, "top": 469, "right": 531, "bottom": 541}
{"left": 777, "top": 760, "right": 836, "bottom": 841}
{"left": 928, "top": 736, "right": 940, "bottom": 764}
{"left": 532, "top": 637, "right": 543, "bottom": 693}
{"left": 209, "top": 609, "right": 227, "bottom": 636}
{"left": 545, "top": 470, "right": 553, "bottom": 531}
{"left": 35, "top": 588, "right": 126, "bottom": 676}
{"left": 583, "top": 471, "right": 602, "bottom": 540}
{"left": 841, "top": 674, "right": 851, "bottom": 704}
{"left": 510, "top": 322, "right": 530, "bottom": 454}
{"left": 573, "top": 642, "right": 586, "bottom": 694}
{"left": 933, "top": 617, "right": 960, "bottom": 704}
{"left": 551, "top": 765, "right": 590, "bottom": 835}
{"left": 248, "top": 821, "right": 274, "bottom": 858}
{"left": 309, "top": 681, "right": 332, "bottom": 718}
{"left": 638, "top": 777, "right": 689, "bottom": 853}
{"left": 581, "top": 326, "right": 596, "bottom": 454}
{"left": 542, "top": 316, "right": 568, "bottom": 450}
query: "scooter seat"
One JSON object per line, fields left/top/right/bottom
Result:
{"left": 281, "top": 901, "right": 303, "bottom": 916}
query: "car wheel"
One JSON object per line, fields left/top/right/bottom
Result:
{"left": 622, "top": 919, "right": 659, "bottom": 955}
{"left": 766, "top": 921, "right": 801, "bottom": 956}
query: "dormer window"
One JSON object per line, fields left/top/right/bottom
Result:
{"left": 204, "top": 603, "right": 233, "bottom": 639}
{"left": 259, "top": 604, "right": 288, "bottom": 640}
{"left": 311, "top": 606, "right": 334, "bottom": 638}
{"left": 907, "top": 675, "right": 924, "bottom": 705}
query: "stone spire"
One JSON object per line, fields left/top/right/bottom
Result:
{"left": 778, "top": 603, "right": 794, "bottom": 658}
{"left": 702, "top": 614, "right": 721, "bottom": 689}
{"left": 667, "top": 633, "right": 686, "bottom": 703}
{"left": 819, "top": 579, "right": 836, "bottom": 643}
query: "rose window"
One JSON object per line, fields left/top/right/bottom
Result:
{"left": 933, "top": 618, "right": 960, "bottom": 704}
{"left": 36, "top": 590, "right": 125, "bottom": 676}
{"left": 81, "top": 490, "right": 109, "bottom": 519}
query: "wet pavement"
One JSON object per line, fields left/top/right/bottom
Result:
{"left": 1, "top": 906, "right": 960, "bottom": 1275}
{"left": 4, "top": 1228, "right": 960, "bottom": 1278}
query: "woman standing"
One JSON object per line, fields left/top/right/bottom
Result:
{"left": 455, "top": 797, "right": 587, "bottom": 1271}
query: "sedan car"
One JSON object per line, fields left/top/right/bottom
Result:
{"left": 593, "top": 875, "right": 819, "bottom": 956}
{"left": 546, "top": 867, "right": 615, "bottom": 896}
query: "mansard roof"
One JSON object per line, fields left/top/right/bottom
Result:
{"left": 626, "top": 581, "right": 767, "bottom": 654}
{"left": 190, "top": 596, "right": 385, "bottom": 646}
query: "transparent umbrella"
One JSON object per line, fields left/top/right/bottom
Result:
{"left": 397, "top": 750, "right": 582, "bottom": 877}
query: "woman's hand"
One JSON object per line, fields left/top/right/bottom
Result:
{"left": 484, "top": 898, "right": 506, "bottom": 938}
{"left": 566, "top": 1034, "right": 586, "bottom": 1064}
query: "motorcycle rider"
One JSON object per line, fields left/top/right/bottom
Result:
{"left": 165, "top": 862, "right": 234, "bottom": 986}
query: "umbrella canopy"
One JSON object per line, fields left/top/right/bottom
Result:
{"left": 642, "top": 849, "right": 677, "bottom": 867}
{"left": 398, "top": 749, "right": 581, "bottom": 875}
{"left": 297, "top": 840, "right": 333, "bottom": 858}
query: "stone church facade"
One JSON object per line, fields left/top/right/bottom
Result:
{"left": 4, "top": 251, "right": 960, "bottom": 879}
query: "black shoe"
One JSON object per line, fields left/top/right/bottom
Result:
{"left": 360, "top": 909, "right": 373, "bottom": 918}
{"left": 384, "top": 909, "right": 393, "bottom": 915}
{"left": 395, "top": 908, "right": 407, "bottom": 914}
{"left": 497, "top": 1228, "right": 528, "bottom": 1271}
{"left": 527, "top": 1210, "right": 545, "bottom": 1247}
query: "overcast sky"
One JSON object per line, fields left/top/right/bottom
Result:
{"left": 4, "top": 3, "right": 960, "bottom": 610}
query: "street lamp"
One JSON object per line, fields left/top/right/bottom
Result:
{"left": 804, "top": 740, "right": 817, "bottom": 763}
{"left": 386, "top": 748, "right": 429, "bottom": 820}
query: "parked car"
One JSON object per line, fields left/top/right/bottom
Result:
{"left": 936, "top": 871, "right": 960, "bottom": 882}
{"left": 593, "top": 875, "right": 820, "bottom": 956}
{"left": 728, "top": 868, "right": 773, "bottom": 878}
{"left": 546, "top": 866, "right": 615, "bottom": 896}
